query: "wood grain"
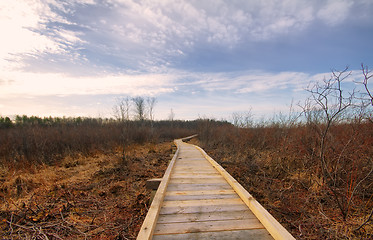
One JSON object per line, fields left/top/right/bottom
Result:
{"left": 157, "top": 210, "right": 256, "bottom": 223}
{"left": 154, "top": 219, "right": 264, "bottom": 235}
{"left": 152, "top": 229, "right": 274, "bottom": 240}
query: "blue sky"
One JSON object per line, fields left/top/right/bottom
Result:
{"left": 1, "top": 0, "right": 372, "bottom": 120}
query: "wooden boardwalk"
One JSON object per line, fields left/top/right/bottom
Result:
{"left": 137, "top": 137, "right": 295, "bottom": 240}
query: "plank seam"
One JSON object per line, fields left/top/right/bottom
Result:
{"left": 153, "top": 226, "right": 266, "bottom": 236}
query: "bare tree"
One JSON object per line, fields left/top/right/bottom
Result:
{"left": 305, "top": 67, "right": 354, "bottom": 178}
{"left": 232, "top": 109, "right": 253, "bottom": 128}
{"left": 132, "top": 96, "right": 146, "bottom": 121}
{"left": 113, "top": 96, "right": 132, "bottom": 163}
{"left": 301, "top": 67, "right": 373, "bottom": 221}
{"left": 147, "top": 97, "right": 157, "bottom": 122}
{"left": 113, "top": 97, "right": 131, "bottom": 122}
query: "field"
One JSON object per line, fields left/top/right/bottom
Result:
{"left": 0, "top": 115, "right": 372, "bottom": 239}
{"left": 1, "top": 142, "right": 171, "bottom": 239}
{"left": 0, "top": 118, "right": 196, "bottom": 239}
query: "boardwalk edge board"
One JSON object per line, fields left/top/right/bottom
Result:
{"left": 136, "top": 140, "right": 181, "bottom": 240}
{"left": 195, "top": 145, "right": 295, "bottom": 240}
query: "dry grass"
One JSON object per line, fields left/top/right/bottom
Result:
{"left": 197, "top": 122, "right": 373, "bottom": 240}
{"left": 0, "top": 142, "right": 172, "bottom": 239}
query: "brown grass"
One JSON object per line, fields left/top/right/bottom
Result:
{"left": 2, "top": 116, "right": 372, "bottom": 239}
{"left": 0, "top": 141, "right": 172, "bottom": 239}
{"left": 197, "top": 122, "right": 373, "bottom": 240}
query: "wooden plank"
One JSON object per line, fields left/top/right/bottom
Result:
{"left": 174, "top": 161, "right": 210, "bottom": 164}
{"left": 173, "top": 166, "right": 216, "bottom": 171}
{"left": 173, "top": 169, "right": 216, "bottom": 173}
{"left": 195, "top": 145, "right": 296, "bottom": 240}
{"left": 178, "top": 151, "right": 201, "bottom": 155}
{"left": 159, "top": 203, "right": 248, "bottom": 215}
{"left": 175, "top": 159, "right": 209, "bottom": 162}
{"left": 175, "top": 160, "right": 209, "bottom": 163}
{"left": 177, "top": 156, "right": 204, "bottom": 159}
{"left": 172, "top": 170, "right": 218, "bottom": 174}
{"left": 164, "top": 193, "right": 238, "bottom": 201}
{"left": 170, "top": 178, "right": 226, "bottom": 184}
{"left": 174, "top": 164, "right": 212, "bottom": 168}
{"left": 171, "top": 175, "right": 221, "bottom": 179}
{"left": 175, "top": 157, "right": 208, "bottom": 161}
{"left": 165, "top": 189, "right": 236, "bottom": 196}
{"left": 176, "top": 158, "right": 207, "bottom": 162}
{"left": 152, "top": 229, "right": 274, "bottom": 240}
{"left": 157, "top": 210, "right": 256, "bottom": 223}
{"left": 174, "top": 164, "right": 215, "bottom": 168}
{"left": 180, "top": 134, "right": 198, "bottom": 140}
{"left": 171, "top": 173, "right": 221, "bottom": 178}
{"left": 173, "top": 166, "right": 215, "bottom": 170}
{"left": 166, "top": 183, "right": 232, "bottom": 191}
{"left": 154, "top": 219, "right": 264, "bottom": 235}
{"left": 162, "top": 198, "right": 243, "bottom": 208}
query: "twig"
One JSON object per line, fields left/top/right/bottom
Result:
{"left": 355, "top": 207, "right": 373, "bottom": 231}
{"left": 90, "top": 214, "right": 96, "bottom": 225}
{"left": 9, "top": 212, "right": 14, "bottom": 235}
{"left": 46, "top": 232, "right": 63, "bottom": 240}
{"left": 59, "top": 210, "right": 88, "bottom": 239}
{"left": 59, "top": 210, "right": 65, "bottom": 222}
{"left": 38, "top": 226, "right": 49, "bottom": 240}
{"left": 6, "top": 220, "right": 33, "bottom": 230}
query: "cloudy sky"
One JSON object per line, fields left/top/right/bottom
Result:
{"left": 1, "top": 0, "right": 372, "bottom": 120}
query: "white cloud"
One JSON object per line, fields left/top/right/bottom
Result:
{"left": 317, "top": 0, "right": 354, "bottom": 26}
{"left": 0, "top": 71, "right": 175, "bottom": 97}
{"left": 172, "top": 70, "right": 310, "bottom": 94}
{"left": 98, "top": 0, "right": 319, "bottom": 52}
{"left": 0, "top": 0, "right": 88, "bottom": 71}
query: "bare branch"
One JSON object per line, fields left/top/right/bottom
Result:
{"left": 361, "top": 64, "right": 373, "bottom": 106}
{"left": 132, "top": 97, "right": 146, "bottom": 121}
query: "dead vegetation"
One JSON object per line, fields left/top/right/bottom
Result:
{"left": 1, "top": 142, "right": 171, "bottom": 239}
{"left": 197, "top": 121, "right": 373, "bottom": 239}
{"left": 0, "top": 115, "right": 223, "bottom": 239}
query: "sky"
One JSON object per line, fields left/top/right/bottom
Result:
{"left": 0, "top": 0, "right": 372, "bottom": 120}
